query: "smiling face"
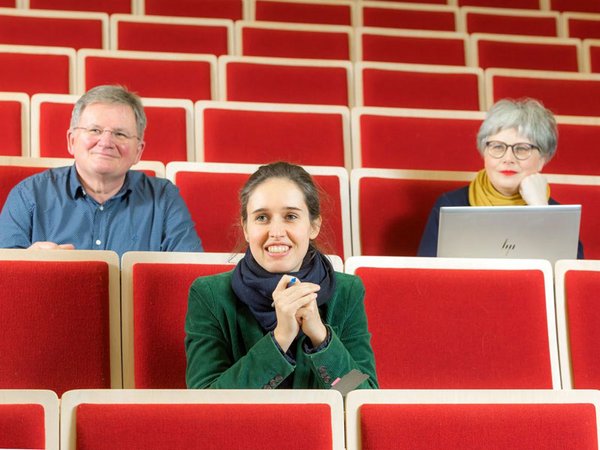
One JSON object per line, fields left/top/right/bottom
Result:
{"left": 67, "top": 102, "right": 145, "bottom": 184}
{"left": 242, "top": 177, "right": 321, "bottom": 274}
{"left": 483, "top": 128, "right": 547, "bottom": 196}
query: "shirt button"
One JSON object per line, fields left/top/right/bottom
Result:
{"left": 99, "top": 205, "right": 104, "bottom": 211}
{"left": 95, "top": 240, "right": 102, "bottom": 246}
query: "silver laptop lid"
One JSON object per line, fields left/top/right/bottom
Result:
{"left": 437, "top": 205, "right": 581, "bottom": 264}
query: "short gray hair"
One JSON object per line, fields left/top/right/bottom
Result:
{"left": 70, "top": 85, "right": 147, "bottom": 139}
{"left": 477, "top": 98, "right": 558, "bottom": 161}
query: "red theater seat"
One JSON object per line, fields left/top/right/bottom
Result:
{"left": 195, "top": 100, "right": 350, "bottom": 168}
{"left": 0, "top": 249, "right": 121, "bottom": 396}
{"left": 167, "top": 162, "right": 351, "bottom": 259}
{"left": 110, "top": 14, "right": 233, "bottom": 55}
{"left": 60, "top": 389, "right": 344, "bottom": 450}
{"left": 251, "top": 0, "right": 354, "bottom": 25}
{"left": 550, "top": 0, "right": 600, "bottom": 13}
{"left": 563, "top": 12, "right": 600, "bottom": 40}
{"left": 356, "top": 62, "right": 483, "bottom": 110}
{"left": 143, "top": 0, "right": 245, "bottom": 20}
{"left": 27, "top": 0, "right": 133, "bottom": 13}
{"left": 346, "top": 389, "right": 600, "bottom": 450}
{"left": 0, "top": 390, "right": 59, "bottom": 450}
{"left": 456, "top": 0, "right": 542, "bottom": 9}
{"left": 0, "top": 92, "right": 29, "bottom": 157}
{"left": 460, "top": 6, "right": 560, "bottom": 36}
{"left": 78, "top": 49, "right": 216, "bottom": 102}
{"left": 359, "top": 2, "right": 458, "bottom": 31}
{"left": 345, "top": 256, "right": 559, "bottom": 389}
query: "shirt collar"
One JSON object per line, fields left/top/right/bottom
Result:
{"left": 68, "top": 164, "right": 133, "bottom": 201}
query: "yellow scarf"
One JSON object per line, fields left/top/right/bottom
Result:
{"left": 468, "top": 169, "right": 550, "bottom": 206}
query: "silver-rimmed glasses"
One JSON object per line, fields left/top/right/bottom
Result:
{"left": 73, "top": 126, "right": 140, "bottom": 144}
{"left": 485, "top": 140, "right": 540, "bottom": 161}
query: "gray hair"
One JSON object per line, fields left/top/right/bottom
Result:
{"left": 477, "top": 98, "right": 558, "bottom": 161}
{"left": 70, "top": 85, "right": 147, "bottom": 139}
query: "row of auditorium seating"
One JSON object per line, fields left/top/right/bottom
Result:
{"left": 5, "top": 97, "right": 600, "bottom": 175}
{"left": 4, "top": 388, "right": 600, "bottom": 450}
{"left": 2, "top": 159, "right": 600, "bottom": 260}
{"left": 0, "top": 250, "right": 599, "bottom": 395}
{"left": 3, "top": 0, "right": 600, "bottom": 21}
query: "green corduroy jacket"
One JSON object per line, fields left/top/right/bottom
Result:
{"left": 185, "top": 270, "right": 378, "bottom": 390}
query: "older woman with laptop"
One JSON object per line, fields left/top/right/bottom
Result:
{"left": 418, "top": 98, "right": 584, "bottom": 259}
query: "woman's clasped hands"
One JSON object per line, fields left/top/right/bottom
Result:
{"left": 272, "top": 275, "right": 327, "bottom": 352}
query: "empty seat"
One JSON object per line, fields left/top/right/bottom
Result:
{"left": 23, "top": 0, "right": 134, "bottom": 13}
{"left": 470, "top": 33, "right": 581, "bottom": 71}
{"left": 166, "top": 162, "right": 352, "bottom": 259}
{"left": 549, "top": 0, "right": 600, "bottom": 13}
{"left": 0, "top": 8, "right": 107, "bottom": 49}
{"left": 110, "top": 14, "right": 233, "bottom": 55}
{"left": 250, "top": 0, "right": 354, "bottom": 26}
{"left": 219, "top": 55, "right": 353, "bottom": 106}
{"left": 459, "top": 6, "right": 560, "bottom": 36}
{"left": 545, "top": 173, "right": 600, "bottom": 260}
{"left": 583, "top": 39, "right": 600, "bottom": 73}
{"left": 555, "top": 259, "right": 600, "bottom": 389}
{"left": 346, "top": 389, "right": 600, "bottom": 450}
{"left": 196, "top": 100, "right": 350, "bottom": 168}
{"left": 142, "top": 0, "right": 246, "bottom": 20}
{"left": 0, "top": 249, "right": 121, "bottom": 396}
{"left": 485, "top": 68, "right": 600, "bottom": 116}
{"left": 0, "top": 44, "right": 75, "bottom": 95}
{"left": 546, "top": 115, "right": 600, "bottom": 176}
{"left": 358, "top": 2, "right": 458, "bottom": 31}
{"left": 356, "top": 62, "right": 483, "bottom": 110}
{"left": 456, "top": 0, "right": 542, "bottom": 8}
{"left": 357, "top": 28, "right": 469, "bottom": 66}
{"left": 562, "top": 12, "right": 600, "bottom": 40}
{"left": 351, "top": 107, "right": 484, "bottom": 171}
{"left": 77, "top": 49, "right": 216, "bottom": 102}
{"left": 0, "top": 390, "right": 59, "bottom": 450}
{"left": 30, "top": 94, "right": 195, "bottom": 163}
{"left": 0, "top": 92, "right": 29, "bottom": 157}
{"left": 236, "top": 20, "right": 352, "bottom": 60}
{"left": 345, "top": 256, "right": 559, "bottom": 389}
{"left": 350, "top": 168, "right": 475, "bottom": 256}
{"left": 61, "top": 389, "right": 344, "bottom": 450}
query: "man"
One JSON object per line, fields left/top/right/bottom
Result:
{"left": 0, "top": 85, "right": 203, "bottom": 256}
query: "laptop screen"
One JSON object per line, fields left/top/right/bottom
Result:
{"left": 437, "top": 205, "right": 581, "bottom": 264}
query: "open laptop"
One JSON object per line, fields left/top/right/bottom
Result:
{"left": 437, "top": 205, "right": 581, "bottom": 264}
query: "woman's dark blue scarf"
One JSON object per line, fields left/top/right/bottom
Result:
{"left": 231, "top": 246, "right": 336, "bottom": 331}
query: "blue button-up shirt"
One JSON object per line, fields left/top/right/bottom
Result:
{"left": 0, "top": 165, "right": 203, "bottom": 257}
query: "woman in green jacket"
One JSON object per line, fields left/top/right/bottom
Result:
{"left": 185, "top": 162, "right": 378, "bottom": 390}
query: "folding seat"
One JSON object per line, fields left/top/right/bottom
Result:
{"left": 356, "top": 28, "right": 469, "bottom": 66}
{"left": 0, "top": 0, "right": 15, "bottom": 5}
{"left": 166, "top": 162, "right": 352, "bottom": 259}
{"left": 545, "top": 173, "right": 600, "bottom": 260}
{"left": 22, "top": 0, "right": 134, "bottom": 13}
{"left": 350, "top": 168, "right": 475, "bottom": 256}
{"left": 459, "top": 6, "right": 560, "bottom": 36}
{"left": 469, "top": 33, "right": 582, "bottom": 71}
{"left": 562, "top": 12, "right": 600, "bottom": 39}
{"left": 0, "top": 92, "right": 29, "bottom": 157}
{"left": 195, "top": 100, "right": 350, "bottom": 168}
{"left": 110, "top": 14, "right": 233, "bottom": 55}
{"left": 351, "top": 107, "right": 484, "bottom": 171}
{"left": 0, "top": 9, "right": 107, "bottom": 49}
{"left": 0, "top": 249, "right": 121, "bottom": 396}
{"left": 455, "top": 0, "right": 542, "bottom": 8}
{"left": 583, "top": 39, "right": 600, "bottom": 73}
{"left": 345, "top": 256, "right": 559, "bottom": 389}
{"left": 549, "top": 0, "right": 600, "bottom": 13}
{"left": 356, "top": 62, "right": 484, "bottom": 110}
{"left": 358, "top": 2, "right": 458, "bottom": 31}
{"left": 77, "top": 49, "right": 217, "bottom": 102}
{"left": 555, "top": 260, "right": 600, "bottom": 389}
{"left": 0, "top": 390, "right": 59, "bottom": 450}
{"left": 0, "top": 44, "right": 75, "bottom": 95}
{"left": 0, "top": 156, "right": 164, "bottom": 211}
{"left": 250, "top": 0, "right": 354, "bottom": 26}
{"left": 30, "top": 93, "right": 195, "bottom": 163}
{"left": 141, "top": 0, "right": 246, "bottom": 20}
{"left": 235, "top": 20, "right": 352, "bottom": 60}
{"left": 547, "top": 115, "right": 600, "bottom": 176}
{"left": 485, "top": 68, "right": 600, "bottom": 116}
{"left": 218, "top": 55, "right": 353, "bottom": 106}
{"left": 346, "top": 389, "right": 600, "bottom": 450}
{"left": 61, "top": 389, "right": 345, "bottom": 450}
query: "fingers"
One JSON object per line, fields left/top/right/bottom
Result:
{"left": 29, "top": 241, "right": 75, "bottom": 250}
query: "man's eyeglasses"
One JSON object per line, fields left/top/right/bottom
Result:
{"left": 485, "top": 141, "right": 540, "bottom": 161}
{"left": 73, "top": 127, "right": 140, "bottom": 143}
